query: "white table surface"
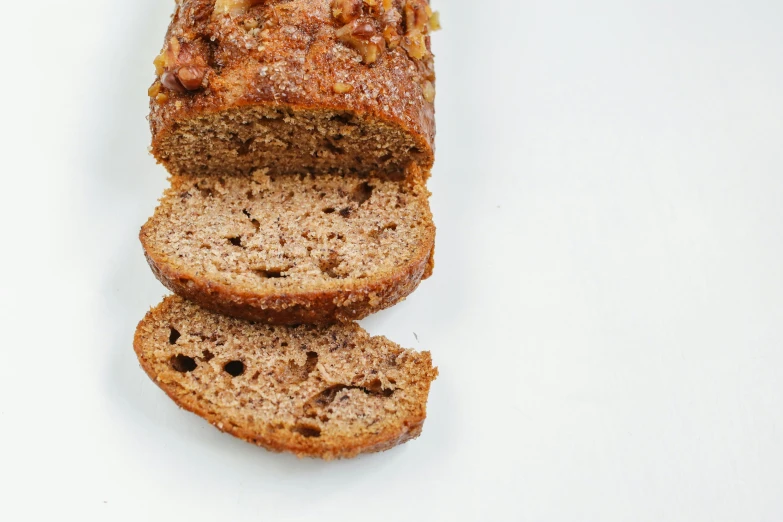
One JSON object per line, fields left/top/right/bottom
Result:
{"left": 3, "top": 1, "right": 782, "bottom": 520}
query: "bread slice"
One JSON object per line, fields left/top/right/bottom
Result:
{"left": 149, "top": 0, "right": 436, "bottom": 179}
{"left": 134, "top": 296, "right": 438, "bottom": 459}
{"left": 140, "top": 169, "right": 435, "bottom": 325}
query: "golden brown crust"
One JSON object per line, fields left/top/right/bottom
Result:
{"left": 149, "top": 0, "right": 435, "bottom": 178}
{"left": 133, "top": 296, "right": 437, "bottom": 459}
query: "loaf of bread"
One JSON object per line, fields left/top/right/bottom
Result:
{"left": 148, "top": 0, "right": 438, "bottom": 179}
{"left": 140, "top": 168, "right": 435, "bottom": 324}
{"left": 135, "top": 295, "right": 438, "bottom": 459}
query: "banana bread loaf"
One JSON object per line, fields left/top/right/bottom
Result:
{"left": 148, "top": 0, "right": 439, "bottom": 179}
{"left": 135, "top": 295, "right": 438, "bottom": 459}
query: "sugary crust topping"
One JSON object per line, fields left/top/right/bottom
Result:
{"left": 149, "top": 0, "right": 437, "bottom": 166}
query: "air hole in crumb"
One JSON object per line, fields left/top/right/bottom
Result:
{"left": 171, "top": 354, "right": 197, "bottom": 373}
{"left": 365, "top": 378, "right": 393, "bottom": 397}
{"left": 305, "top": 351, "right": 318, "bottom": 372}
{"left": 319, "top": 258, "right": 343, "bottom": 279}
{"left": 281, "top": 341, "right": 288, "bottom": 347}
{"left": 237, "top": 138, "right": 254, "bottom": 156}
{"left": 309, "top": 385, "right": 346, "bottom": 410}
{"left": 329, "top": 113, "right": 353, "bottom": 125}
{"left": 242, "top": 210, "right": 261, "bottom": 231}
{"left": 251, "top": 371, "right": 260, "bottom": 381}
{"left": 350, "top": 182, "right": 374, "bottom": 205}
{"left": 178, "top": 277, "right": 192, "bottom": 286}
{"left": 379, "top": 153, "right": 393, "bottom": 163}
{"left": 228, "top": 236, "right": 243, "bottom": 247}
{"left": 201, "top": 350, "right": 214, "bottom": 362}
{"left": 223, "top": 360, "right": 245, "bottom": 377}
{"left": 287, "top": 351, "right": 319, "bottom": 382}
{"left": 168, "top": 328, "right": 181, "bottom": 345}
{"left": 339, "top": 207, "right": 352, "bottom": 218}
{"left": 324, "top": 141, "right": 345, "bottom": 155}
{"left": 366, "top": 378, "right": 383, "bottom": 393}
{"left": 322, "top": 207, "right": 336, "bottom": 214}
{"left": 292, "top": 425, "right": 321, "bottom": 438}
{"left": 255, "top": 269, "right": 286, "bottom": 278}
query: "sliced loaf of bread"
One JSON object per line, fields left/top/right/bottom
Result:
{"left": 149, "top": 0, "right": 437, "bottom": 179}
{"left": 140, "top": 170, "right": 435, "bottom": 325}
{"left": 135, "top": 296, "right": 437, "bottom": 459}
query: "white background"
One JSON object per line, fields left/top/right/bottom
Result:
{"left": 2, "top": 0, "right": 782, "bottom": 520}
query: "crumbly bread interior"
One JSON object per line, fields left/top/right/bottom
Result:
{"left": 135, "top": 296, "right": 437, "bottom": 459}
{"left": 142, "top": 171, "right": 433, "bottom": 293}
{"left": 155, "top": 106, "right": 429, "bottom": 178}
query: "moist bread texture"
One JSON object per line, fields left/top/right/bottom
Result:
{"left": 134, "top": 295, "right": 438, "bottom": 459}
{"left": 140, "top": 169, "right": 435, "bottom": 325}
{"left": 149, "top": 0, "right": 437, "bottom": 179}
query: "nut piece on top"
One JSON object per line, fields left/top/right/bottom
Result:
{"left": 336, "top": 18, "right": 387, "bottom": 65}
{"left": 331, "top": 0, "right": 441, "bottom": 64}
{"left": 214, "top": 0, "right": 269, "bottom": 16}
{"left": 150, "top": 37, "right": 209, "bottom": 101}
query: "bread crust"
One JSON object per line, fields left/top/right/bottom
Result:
{"left": 149, "top": 0, "right": 435, "bottom": 177}
{"left": 133, "top": 296, "right": 437, "bottom": 459}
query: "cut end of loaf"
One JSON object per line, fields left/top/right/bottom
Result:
{"left": 134, "top": 296, "right": 438, "bottom": 459}
{"left": 140, "top": 172, "right": 435, "bottom": 324}
{"left": 152, "top": 105, "right": 433, "bottom": 179}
